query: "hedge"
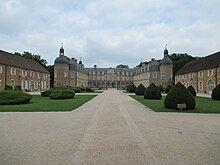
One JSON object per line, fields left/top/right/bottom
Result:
{"left": 50, "top": 90, "right": 75, "bottom": 99}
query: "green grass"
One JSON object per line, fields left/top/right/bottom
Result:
{"left": 0, "top": 95, "right": 96, "bottom": 112}
{"left": 130, "top": 95, "right": 220, "bottom": 113}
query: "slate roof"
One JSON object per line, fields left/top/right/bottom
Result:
{"left": 0, "top": 50, "right": 49, "bottom": 73}
{"left": 176, "top": 51, "right": 220, "bottom": 75}
{"left": 86, "top": 67, "right": 134, "bottom": 72}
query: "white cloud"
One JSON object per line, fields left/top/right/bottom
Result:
{"left": 0, "top": 0, "right": 220, "bottom": 67}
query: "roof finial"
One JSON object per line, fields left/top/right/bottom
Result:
{"left": 61, "top": 43, "right": 63, "bottom": 48}
{"left": 165, "top": 44, "right": 167, "bottom": 50}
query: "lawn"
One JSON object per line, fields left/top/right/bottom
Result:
{"left": 130, "top": 95, "right": 220, "bottom": 113}
{"left": 0, "top": 95, "right": 96, "bottom": 112}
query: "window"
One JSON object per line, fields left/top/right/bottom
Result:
{"left": 22, "top": 70, "right": 27, "bottom": 77}
{"left": 208, "top": 80, "right": 215, "bottom": 92}
{"left": 122, "top": 72, "right": 124, "bottom": 76}
{"left": 93, "top": 71, "right": 96, "bottom": 75}
{"left": 153, "top": 72, "right": 157, "bottom": 78}
{"left": 30, "top": 71, "right": 34, "bottom": 78}
{"left": 38, "top": 73, "right": 41, "bottom": 79}
{"left": 182, "top": 75, "right": 184, "bottom": 79}
{"left": 0, "top": 66, "right": 2, "bottom": 73}
{"left": 199, "top": 71, "right": 203, "bottom": 78}
{"left": 208, "top": 69, "right": 214, "bottom": 77}
{"left": 161, "top": 73, "right": 165, "bottom": 79}
{"left": 199, "top": 81, "right": 203, "bottom": 90}
{"left": 10, "top": 67, "right": 16, "bottom": 75}
{"left": 64, "top": 72, "right": 68, "bottom": 78}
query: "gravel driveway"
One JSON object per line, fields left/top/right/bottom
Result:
{"left": 0, "top": 89, "right": 220, "bottom": 165}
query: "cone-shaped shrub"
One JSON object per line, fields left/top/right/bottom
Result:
{"left": 0, "top": 90, "right": 32, "bottom": 105}
{"left": 126, "top": 84, "right": 131, "bottom": 92}
{"left": 164, "top": 82, "right": 195, "bottom": 110}
{"left": 158, "top": 85, "right": 165, "bottom": 93}
{"left": 135, "top": 84, "right": 145, "bottom": 95}
{"left": 50, "top": 90, "right": 75, "bottom": 99}
{"left": 187, "top": 85, "right": 196, "bottom": 97}
{"left": 212, "top": 84, "right": 220, "bottom": 100}
{"left": 129, "top": 84, "right": 136, "bottom": 93}
{"left": 144, "top": 83, "right": 161, "bottom": 99}
{"left": 165, "top": 85, "right": 172, "bottom": 93}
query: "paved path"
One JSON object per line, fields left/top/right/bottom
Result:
{"left": 0, "top": 90, "right": 220, "bottom": 165}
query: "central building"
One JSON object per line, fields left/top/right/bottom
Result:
{"left": 54, "top": 45, "right": 173, "bottom": 89}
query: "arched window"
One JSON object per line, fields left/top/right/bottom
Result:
{"left": 208, "top": 79, "right": 215, "bottom": 93}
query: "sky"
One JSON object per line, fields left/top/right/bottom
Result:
{"left": 0, "top": 0, "right": 220, "bottom": 68}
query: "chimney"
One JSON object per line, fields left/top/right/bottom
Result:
{"left": 94, "top": 65, "right": 97, "bottom": 69}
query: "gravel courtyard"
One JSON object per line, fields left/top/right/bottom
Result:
{"left": 0, "top": 90, "right": 220, "bottom": 165}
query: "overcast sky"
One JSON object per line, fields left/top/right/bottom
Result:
{"left": 0, "top": 0, "right": 220, "bottom": 68}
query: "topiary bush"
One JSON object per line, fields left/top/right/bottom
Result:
{"left": 86, "top": 87, "right": 94, "bottom": 92}
{"left": 126, "top": 84, "right": 131, "bottom": 92}
{"left": 71, "top": 87, "right": 81, "bottom": 93}
{"left": 165, "top": 85, "right": 172, "bottom": 93}
{"left": 164, "top": 82, "right": 195, "bottom": 110}
{"left": 50, "top": 90, "right": 75, "bottom": 99}
{"left": 129, "top": 84, "right": 136, "bottom": 93}
{"left": 144, "top": 83, "right": 161, "bottom": 99}
{"left": 41, "top": 89, "right": 55, "bottom": 97}
{"left": 135, "top": 84, "right": 145, "bottom": 95}
{"left": 158, "top": 85, "right": 165, "bottom": 93}
{"left": 187, "top": 85, "right": 196, "bottom": 97}
{"left": 211, "top": 84, "right": 220, "bottom": 100}
{"left": 0, "top": 90, "right": 32, "bottom": 105}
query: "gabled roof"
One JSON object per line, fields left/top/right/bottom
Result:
{"left": 176, "top": 51, "right": 220, "bottom": 75}
{"left": 0, "top": 50, "right": 49, "bottom": 73}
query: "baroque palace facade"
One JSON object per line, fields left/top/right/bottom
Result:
{"left": 0, "top": 50, "right": 50, "bottom": 91}
{"left": 175, "top": 51, "right": 220, "bottom": 94}
{"left": 54, "top": 45, "right": 173, "bottom": 89}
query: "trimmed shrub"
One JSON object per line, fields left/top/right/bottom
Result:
{"left": 135, "top": 84, "right": 145, "bottom": 95}
{"left": 50, "top": 90, "right": 75, "bottom": 99}
{"left": 187, "top": 85, "right": 196, "bottom": 97}
{"left": 165, "top": 85, "right": 172, "bottom": 93}
{"left": 0, "top": 90, "right": 32, "bottom": 105}
{"left": 86, "top": 87, "right": 94, "bottom": 92}
{"left": 129, "top": 84, "right": 136, "bottom": 93}
{"left": 158, "top": 85, "right": 165, "bottom": 93}
{"left": 144, "top": 83, "right": 161, "bottom": 99}
{"left": 4, "top": 85, "right": 13, "bottom": 90}
{"left": 126, "top": 84, "right": 131, "bottom": 92}
{"left": 41, "top": 89, "right": 55, "bottom": 97}
{"left": 164, "top": 82, "right": 195, "bottom": 110}
{"left": 212, "top": 84, "right": 220, "bottom": 100}
{"left": 71, "top": 87, "right": 81, "bottom": 93}
{"left": 79, "top": 87, "right": 85, "bottom": 91}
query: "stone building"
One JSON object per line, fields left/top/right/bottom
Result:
{"left": 175, "top": 51, "right": 220, "bottom": 94}
{"left": 0, "top": 50, "right": 50, "bottom": 91}
{"left": 54, "top": 45, "right": 88, "bottom": 88}
{"left": 54, "top": 46, "right": 173, "bottom": 89}
{"left": 87, "top": 65, "right": 133, "bottom": 89}
{"left": 133, "top": 47, "right": 173, "bottom": 88}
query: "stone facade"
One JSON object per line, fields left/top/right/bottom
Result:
{"left": 0, "top": 50, "right": 50, "bottom": 91}
{"left": 133, "top": 48, "right": 173, "bottom": 88}
{"left": 54, "top": 46, "right": 173, "bottom": 89}
{"left": 175, "top": 51, "right": 220, "bottom": 94}
{"left": 87, "top": 66, "right": 133, "bottom": 89}
{"left": 54, "top": 45, "right": 88, "bottom": 88}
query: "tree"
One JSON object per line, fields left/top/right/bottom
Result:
{"left": 168, "top": 53, "right": 199, "bottom": 85}
{"left": 15, "top": 51, "right": 47, "bottom": 68}
{"left": 116, "top": 64, "right": 129, "bottom": 68}
{"left": 135, "top": 84, "right": 145, "bottom": 95}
